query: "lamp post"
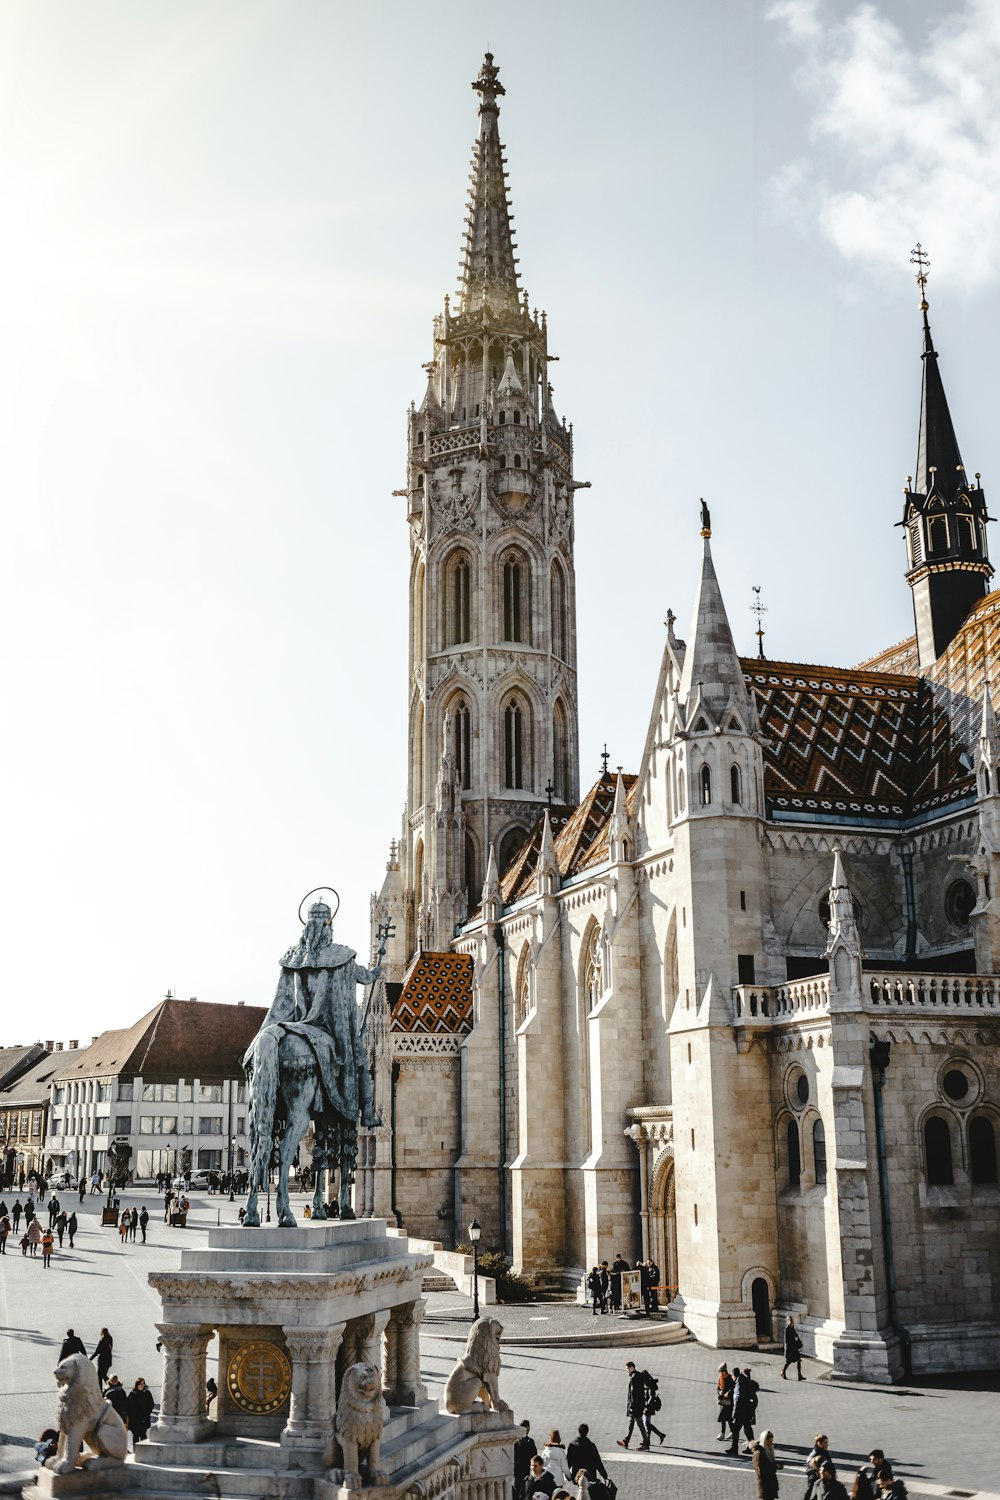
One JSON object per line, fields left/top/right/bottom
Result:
{"left": 228, "top": 1136, "right": 236, "bottom": 1202}
{"left": 469, "top": 1218, "right": 482, "bottom": 1322}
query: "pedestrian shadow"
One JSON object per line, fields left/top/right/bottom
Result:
{"left": 777, "top": 1443, "right": 928, "bottom": 1473}
{"left": 0, "top": 1327, "right": 54, "bottom": 1346}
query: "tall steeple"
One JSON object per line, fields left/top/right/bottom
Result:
{"left": 459, "top": 53, "right": 521, "bottom": 319}
{"left": 678, "top": 502, "right": 752, "bottom": 730}
{"left": 902, "top": 246, "right": 992, "bottom": 668}
{"left": 391, "top": 54, "right": 582, "bottom": 959}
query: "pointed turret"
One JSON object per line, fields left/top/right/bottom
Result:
{"left": 458, "top": 53, "right": 521, "bottom": 319}
{"left": 608, "top": 770, "right": 631, "bottom": 863}
{"left": 537, "top": 809, "right": 559, "bottom": 896}
{"left": 678, "top": 505, "right": 752, "bottom": 727}
{"left": 825, "top": 844, "right": 864, "bottom": 1008}
{"left": 902, "top": 250, "right": 992, "bottom": 668}
{"left": 481, "top": 843, "right": 501, "bottom": 923}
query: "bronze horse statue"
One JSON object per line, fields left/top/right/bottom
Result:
{"left": 242, "top": 901, "right": 390, "bottom": 1228}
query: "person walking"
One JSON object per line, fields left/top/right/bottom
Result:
{"left": 781, "top": 1315, "right": 805, "bottom": 1380}
{"left": 119, "top": 1210, "right": 130, "bottom": 1244}
{"left": 617, "top": 1360, "right": 649, "bottom": 1449}
{"left": 566, "top": 1424, "right": 609, "bottom": 1488}
{"left": 727, "top": 1367, "right": 758, "bottom": 1456}
{"left": 876, "top": 1467, "right": 907, "bottom": 1500}
{"left": 11, "top": 1200, "right": 21, "bottom": 1233}
{"left": 641, "top": 1367, "right": 666, "bottom": 1446}
{"left": 59, "top": 1330, "right": 86, "bottom": 1361}
{"left": 138, "top": 1206, "right": 149, "bottom": 1244}
{"left": 67, "top": 1211, "right": 78, "bottom": 1248}
{"left": 104, "top": 1375, "right": 129, "bottom": 1423}
{"left": 523, "top": 1456, "right": 556, "bottom": 1498}
{"left": 597, "top": 1262, "right": 610, "bottom": 1314}
{"left": 55, "top": 1211, "right": 67, "bottom": 1248}
{"left": 91, "top": 1329, "right": 114, "bottom": 1385}
{"left": 645, "top": 1257, "right": 661, "bottom": 1314}
{"left": 853, "top": 1451, "right": 887, "bottom": 1500}
{"left": 514, "top": 1420, "right": 537, "bottom": 1499}
{"left": 129, "top": 1207, "right": 139, "bottom": 1243}
{"left": 78, "top": 1179, "right": 86, "bottom": 1205}
{"left": 0, "top": 1213, "right": 9, "bottom": 1255}
{"left": 163, "top": 1188, "right": 172, "bottom": 1224}
{"left": 47, "top": 1195, "right": 60, "bottom": 1229}
{"left": 610, "top": 1253, "right": 628, "bottom": 1313}
{"left": 814, "top": 1460, "right": 849, "bottom": 1500}
{"left": 41, "top": 1226, "right": 54, "bottom": 1268}
{"left": 126, "top": 1378, "right": 154, "bottom": 1448}
{"left": 587, "top": 1267, "right": 603, "bottom": 1316}
{"left": 753, "top": 1430, "right": 783, "bottom": 1500}
{"left": 716, "top": 1363, "right": 735, "bottom": 1443}
{"left": 26, "top": 1217, "right": 42, "bottom": 1257}
{"left": 540, "top": 1430, "right": 572, "bottom": 1487}
{"left": 806, "top": 1436, "right": 836, "bottom": 1482}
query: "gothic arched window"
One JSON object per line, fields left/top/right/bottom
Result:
{"left": 584, "top": 924, "right": 603, "bottom": 1012}
{"left": 550, "top": 560, "right": 567, "bottom": 661}
{"left": 501, "top": 551, "right": 530, "bottom": 643}
{"left": 464, "top": 832, "right": 478, "bottom": 904}
{"left": 553, "top": 699, "right": 570, "bottom": 801}
{"left": 453, "top": 697, "right": 472, "bottom": 790}
{"left": 730, "top": 764, "right": 742, "bottom": 805}
{"left": 504, "top": 697, "right": 526, "bottom": 789}
{"left": 813, "top": 1120, "right": 827, "bottom": 1185}
{"left": 787, "top": 1120, "right": 801, "bottom": 1187}
{"left": 497, "top": 824, "right": 527, "bottom": 875}
{"left": 514, "top": 946, "right": 530, "bottom": 1029}
{"left": 969, "top": 1115, "right": 998, "bottom": 1185}
{"left": 924, "top": 1115, "right": 953, "bottom": 1185}
{"left": 448, "top": 554, "right": 472, "bottom": 646}
{"left": 928, "top": 515, "right": 949, "bottom": 554}
{"left": 700, "top": 764, "right": 712, "bottom": 806}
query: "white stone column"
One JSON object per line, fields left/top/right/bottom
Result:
{"left": 152, "top": 1324, "right": 213, "bottom": 1442}
{"left": 394, "top": 1298, "right": 427, "bottom": 1405}
{"left": 281, "top": 1325, "right": 343, "bottom": 1448}
{"left": 382, "top": 1312, "right": 400, "bottom": 1405}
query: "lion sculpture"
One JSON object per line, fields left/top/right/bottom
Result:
{"left": 47, "top": 1354, "right": 128, "bottom": 1475}
{"left": 443, "top": 1317, "right": 510, "bottom": 1416}
{"left": 330, "top": 1361, "right": 387, "bottom": 1489}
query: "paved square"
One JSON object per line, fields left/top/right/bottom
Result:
{"left": 0, "top": 1189, "right": 994, "bottom": 1497}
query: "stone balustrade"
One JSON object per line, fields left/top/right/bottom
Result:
{"left": 733, "top": 976, "right": 831, "bottom": 1021}
{"left": 734, "top": 968, "right": 1000, "bottom": 1023}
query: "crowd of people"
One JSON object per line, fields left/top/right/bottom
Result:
{"left": 0, "top": 1195, "right": 81, "bottom": 1262}
{"left": 36, "top": 1327, "right": 157, "bottom": 1461}
{"left": 585, "top": 1256, "right": 663, "bottom": 1316}
{"left": 515, "top": 1420, "right": 616, "bottom": 1499}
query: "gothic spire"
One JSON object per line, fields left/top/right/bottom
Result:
{"left": 914, "top": 296, "right": 965, "bottom": 503}
{"left": 679, "top": 508, "right": 751, "bottom": 726}
{"left": 457, "top": 53, "right": 521, "bottom": 318}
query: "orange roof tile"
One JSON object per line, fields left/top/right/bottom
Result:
{"left": 392, "top": 953, "right": 473, "bottom": 1034}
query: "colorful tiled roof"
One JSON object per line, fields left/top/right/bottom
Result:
{"left": 499, "top": 774, "right": 639, "bottom": 904}
{"left": 392, "top": 953, "right": 474, "bottom": 1035}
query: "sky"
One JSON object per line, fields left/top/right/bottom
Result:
{"left": 4, "top": 0, "right": 1000, "bottom": 1042}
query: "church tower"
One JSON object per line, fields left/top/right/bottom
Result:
{"left": 399, "top": 53, "right": 582, "bottom": 954}
{"left": 902, "top": 249, "right": 992, "bottom": 669}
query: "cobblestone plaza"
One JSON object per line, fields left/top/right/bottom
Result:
{"left": 0, "top": 1188, "right": 995, "bottom": 1497}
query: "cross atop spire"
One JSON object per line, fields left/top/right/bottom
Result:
{"left": 458, "top": 53, "right": 522, "bottom": 318}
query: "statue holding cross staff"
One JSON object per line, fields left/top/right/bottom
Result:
{"left": 242, "top": 889, "right": 395, "bottom": 1227}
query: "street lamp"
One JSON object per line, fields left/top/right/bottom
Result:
{"left": 469, "top": 1219, "right": 482, "bottom": 1322}
{"left": 228, "top": 1137, "right": 236, "bottom": 1202}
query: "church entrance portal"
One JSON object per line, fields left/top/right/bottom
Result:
{"left": 650, "top": 1155, "right": 678, "bottom": 1305}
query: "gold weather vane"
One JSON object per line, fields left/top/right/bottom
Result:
{"left": 751, "top": 586, "right": 767, "bottom": 660}
{"left": 910, "top": 242, "right": 930, "bottom": 310}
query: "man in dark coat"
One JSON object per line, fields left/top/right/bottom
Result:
{"left": 523, "top": 1456, "right": 555, "bottom": 1498}
{"left": 55, "top": 1212, "right": 67, "bottom": 1247}
{"left": 597, "top": 1262, "right": 610, "bottom": 1314}
{"left": 58, "top": 1329, "right": 86, "bottom": 1361}
{"left": 104, "top": 1375, "right": 129, "bottom": 1423}
{"left": 126, "top": 1378, "right": 155, "bottom": 1448}
{"left": 727, "top": 1367, "right": 758, "bottom": 1455}
{"left": 138, "top": 1206, "right": 149, "bottom": 1244}
{"left": 610, "top": 1253, "right": 628, "bottom": 1313}
{"left": 645, "top": 1258, "right": 661, "bottom": 1314}
{"left": 67, "top": 1211, "right": 78, "bottom": 1248}
{"left": 513, "top": 1420, "right": 537, "bottom": 1498}
{"left": 567, "top": 1424, "right": 609, "bottom": 1485}
{"left": 617, "top": 1360, "right": 650, "bottom": 1449}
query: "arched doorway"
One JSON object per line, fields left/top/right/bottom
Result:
{"left": 751, "top": 1277, "right": 772, "bottom": 1341}
{"left": 650, "top": 1152, "right": 678, "bottom": 1305}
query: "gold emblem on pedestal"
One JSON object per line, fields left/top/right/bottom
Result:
{"left": 226, "top": 1340, "right": 292, "bottom": 1415}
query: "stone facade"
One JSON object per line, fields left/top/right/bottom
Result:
{"left": 365, "top": 53, "right": 1000, "bottom": 1382}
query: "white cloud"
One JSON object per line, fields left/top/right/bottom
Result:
{"left": 768, "top": 0, "right": 1000, "bottom": 289}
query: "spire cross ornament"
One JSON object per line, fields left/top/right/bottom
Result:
{"left": 545, "top": 778, "right": 555, "bottom": 806}
{"left": 751, "top": 585, "right": 768, "bottom": 660}
{"left": 910, "top": 242, "right": 930, "bottom": 309}
{"left": 472, "top": 52, "right": 505, "bottom": 113}
{"left": 600, "top": 744, "right": 610, "bottom": 776}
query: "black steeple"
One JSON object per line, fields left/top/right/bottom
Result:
{"left": 902, "top": 246, "right": 992, "bottom": 669}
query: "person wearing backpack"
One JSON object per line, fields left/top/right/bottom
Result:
{"left": 641, "top": 1369, "right": 666, "bottom": 1446}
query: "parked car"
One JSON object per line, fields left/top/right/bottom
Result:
{"left": 171, "top": 1171, "right": 213, "bottom": 1190}
{"left": 48, "top": 1171, "right": 72, "bottom": 1190}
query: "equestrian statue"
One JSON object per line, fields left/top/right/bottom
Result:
{"left": 242, "top": 891, "right": 392, "bottom": 1227}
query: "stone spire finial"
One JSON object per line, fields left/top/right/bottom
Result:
{"left": 609, "top": 771, "right": 631, "bottom": 864}
{"left": 458, "top": 53, "right": 521, "bottom": 316}
{"left": 538, "top": 809, "right": 559, "bottom": 896}
{"left": 679, "top": 516, "right": 751, "bottom": 726}
{"left": 825, "top": 844, "right": 860, "bottom": 956}
{"left": 481, "top": 842, "right": 501, "bottom": 922}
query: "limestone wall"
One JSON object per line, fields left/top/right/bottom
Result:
{"left": 394, "top": 1054, "right": 462, "bottom": 1243}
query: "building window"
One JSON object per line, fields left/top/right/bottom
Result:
{"left": 924, "top": 1116, "right": 953, "bottom": 1185}
{"left": 504, "top": 698, "right": 525, "bottom": 788}
{"left": 497, "top": 825, "right": 527, "bottom": 876}
{"left": 699, "top": 764, "right": 712, "bottom": 805}
{"left": 731, "top": 764, "right": 742, "bottom": 805}
{"left": 53, "top": 1088, "right": 64, "bottom": 1105}
{"left": 93, "top": 1116, "right": 109, "bottom": 1135}
{"left": 942, "top": 1068, "right": 970, "bottom": 1101}
{"left": 501, "top": 553, "right": 529, "bottom": 642}
{"left": 946, "top": 879, "right": 976, "bottom": 929}
{"left": 514, "top": 949, "right": 530, "bottom": 1029}
{"left": 464, "top": 833, "right": 478, "bottom": 902}
{"left": 928, "top": 515, "right": 949, "bottom": 553}
{"left": 97, "top": 1084, "right": 111, "bottom": 1103}
{"left": 813, "top": 1120, "right": 827, "bottom": 1184}
{"left": 31, "top": 1112, "right": 42, "bottom": 1139}
{"left": 787, "top": 1120, "right": 801, "bottom": 1187}
{"left": 550, "top": 560, "right": 567, "bottom": 662}
{"left": 117, "top": 1081, "right": 133, "bottom": 1102}
{"left": 139, "top": 1115, "right": 178, "bottom": 1135}
{"left": 584, "top": 925, "right": 603, "bottom": 1012}
{"left": 141, "top": 1083, "right": 178, "bottom": 1103}
{"left": 969, "top": 1116, "right": 998, "bottom": 1185}
{"left": 199, "top": 1117, "right": 223, "bottom": 1135}
{"left": 198, "top": 1084, "right": 223, "bottom": 1103}
{"left": 553, "top": 699, "right": 569, "bottom": 800}
{"left": 236, "top": 1083, "right": 246, "bottom": 1104}
{"left": 454, "top": 697, "right": 472, "bottom": 789}
{"left": 449, "top": 555, "right": 472, "bottom": 646}
{"left": 115, "top": 1116, "right": 131, "bottom": 1136}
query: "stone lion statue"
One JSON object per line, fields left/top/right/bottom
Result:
{"left": 443, "top": 1316, "right": 510, "bottom": 1415}
{"left": 47, "top": 1354, "right": 128, "bottom": 1474}
{"left": 331, "top": 1361, "right": 387, "bottom": 1489}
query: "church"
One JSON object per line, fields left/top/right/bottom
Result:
{"left": 360, "top": 55, "right": 1000, "bottom": 1382}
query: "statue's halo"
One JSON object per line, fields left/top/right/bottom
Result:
{"left": 298, "top": 887, "right": 341, "bottom": 925}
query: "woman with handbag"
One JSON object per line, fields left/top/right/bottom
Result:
{"left": 716, "top": 1363, "right": 734, "bottom": 1442}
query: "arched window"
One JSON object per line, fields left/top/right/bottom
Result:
{"left": 787, "top": 1119, "right": 801, "bottom": 1187}
{"left": 678, "top": 773, "right": 685, "bottom": 813}
{"left": 584, "top": 924, "right": 603, "bottom": 1012}
{"left": 550, "top": 560, "right": 567, "bottom": 661}
{"left": 412, "top": 559, "right": 425, "bottom": 662}
{"left": 513, "top": 453, "right": 522, "bottom": 469}
{"left": 497, "top": 824, "right": 527, "bottom": 875}
{"left": 730, "top": 764, "right": 742, "bottom": 805}
{"left": 969, "top": 1116, "right": 998, "bottom": 1185}
{"left": 985, "top": 768, "right": 992, "bottom": 795}
{"left": 501, "top": 552, "right": 529, "bottom": 643}
{"left": 813, "top": 1120, "right": 827, "bottom": 1185}
{"left": 464, "top": 833, "right": 477, "bottom": 904}
{"left": 449, "top": 555, "right": 472, "bottom": 645}
{"left": 924, "top": 1116, "right": 954, "bottom": 1185}
{"left": 700, "top": 764, "right": 712, "bottom": 806}
{"left": 453, "top": 697, "right": 472, "bottom": 790}
{"left": 553, "top": 699, "right": 569, "bottom": 800}
{"left": 499, "top": 410, "right": 506, "bottom": 424}
{"left": 514, "top": 409, "right": 521, "bottom": 425}
{"left": 504, "top": 697, "right": 525, "bottom": 788}
{"left": 514, "top": 946, "right": 530, "bottom": 1029}
{"left": 928, "top": 515, "right": 949, "bottom": 554}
